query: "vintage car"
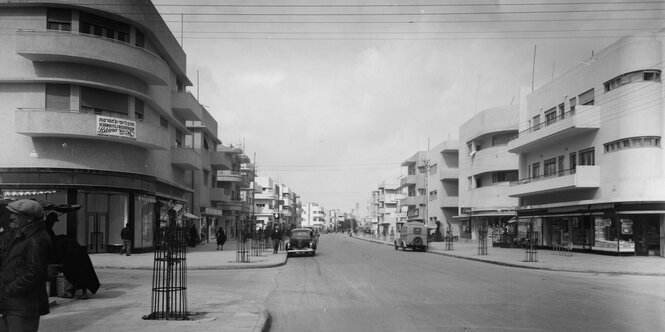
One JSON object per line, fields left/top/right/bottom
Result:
{"left": 394, "top": 221, "right": 428, "bottom": 251}
{"left": 286, "top": 228, "right": 317, "bottom": 256}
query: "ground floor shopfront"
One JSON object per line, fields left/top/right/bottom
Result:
{"left": 0, "top": 168, "right": 193, "bottom": 254}
{"left": 516, "top": 203, "right": 664, "bottom": 256}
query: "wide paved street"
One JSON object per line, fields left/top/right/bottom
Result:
{"left": 266, "top": 234, "right": 664, "bottom": 332}
{"left": 41, "top": 234, "right": 664, "bottom": 332}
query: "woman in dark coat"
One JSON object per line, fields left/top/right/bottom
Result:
{"left": 215, "top": 227, "right": 227, "bottom": 250}
{"left": 54, "top": 235, "right": 100, "bottom": 299}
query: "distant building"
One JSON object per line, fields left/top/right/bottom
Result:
{"left": 399, "top": 151, "right": 428, "bottom": 224}
{"left": 426, "top": 140, "right": 459, "bottom": 239}
{"left": 301, "top": 202, "right": 326, "bottom": 229}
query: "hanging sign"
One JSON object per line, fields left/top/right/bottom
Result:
{"left": 96, "top": 115, "right": 136, "bottom": 139}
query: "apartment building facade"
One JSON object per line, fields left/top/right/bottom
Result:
{"left": 458, "top": 106, "right": 520, "bottom": 240}
{"left": 301, "top": 202, "right": 326, "bottom": 229}
{"left": 426, "top": 140, "right": 460, "bottom": 238}
{"left": 399, "top": 151, "right": 428, "bottom": 225}
{"left": 0, "top": 1, "right": 252, "bottom": 253}
{"left": 508, "top": 33, "right": 665, "bottom": 256}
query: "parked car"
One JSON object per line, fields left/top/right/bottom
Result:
{"left": 286, "top": 228, "right": 317, "bottom": 256}
{"left": 394, "top": 221, "right": 428, "bottom": 251}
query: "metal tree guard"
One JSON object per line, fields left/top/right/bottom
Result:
{"left": 236, "top": 217, "right": 250, "bottom": 262}
{"left": 477, "top": 226, "right": 488, "bottom": 255}
{"left": 524, "top": 218, "right": 538, "bottom": 262}
{"left": 143, "top": 208, "right": 189, "bottom": 320}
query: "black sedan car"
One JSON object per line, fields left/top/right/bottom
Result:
{"left": 285, "top": 228, "right": 317, "bottom": 257}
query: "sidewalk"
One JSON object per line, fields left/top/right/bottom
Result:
{"left": 354, "top": 234, "right": 665, "bottom": 276}
{"left": 44, "top": 240, "right": 285, "bottom": 332}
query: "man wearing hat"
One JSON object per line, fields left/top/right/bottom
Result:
{"left": 0, "top": 199, "right": 50, "bottom": 331}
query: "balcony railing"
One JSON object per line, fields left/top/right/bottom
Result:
{"left": 508, "top": 165, "right": 600, "bottom": 197}
{"left": 216, "top": 170, "right": 243, "bottom": 183}
{"left": 508, "top": 105, "right": 600, "bottom": 154}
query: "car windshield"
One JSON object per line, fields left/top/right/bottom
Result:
{"left": 291, "top": 231, "right": 311, "bottom": 239}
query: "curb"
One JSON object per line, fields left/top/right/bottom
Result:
{"left": 351, "top": 236, "right": 665, "bottom": 276}
{"left": 92, "top": 256, "right": 288, "bottom": 271}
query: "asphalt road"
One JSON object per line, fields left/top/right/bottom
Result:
{"left": 262, "top": 233, "right": 664, "bottom": 332}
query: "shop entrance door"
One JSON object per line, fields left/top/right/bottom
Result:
{"left": 87, "top": 212, "right": 108, "bottom": 253}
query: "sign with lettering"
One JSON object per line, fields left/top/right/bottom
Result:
{"left": 96, "top": 115, "right": 136, "bottom": 139}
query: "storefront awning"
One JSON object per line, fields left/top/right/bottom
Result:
{"left": 183, "top": 212, "right": 200, "bottom": 219}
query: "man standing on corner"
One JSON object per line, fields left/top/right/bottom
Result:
{"left": 271, "top": 224, "right": 283, "bottom": 254}
{"left": 121, "top": 223, "right": 131, "bottom": 256}
{"left": 0, "top": 199, "right": 50, "bottom": 332}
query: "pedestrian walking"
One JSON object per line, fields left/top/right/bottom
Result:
{"left": 0, "top": 199, "right": 50, "bottom": 332}
{"left": 271, "top": 225, "right": 283, "bottom": 254}
{"left": 215, "top": 227, "right": 227, "bottom": 250}
{"left": 120, "top": 223, "right": 131, "bottom": 256}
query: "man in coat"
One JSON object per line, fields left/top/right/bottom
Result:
{"left": 0, "top": 199, "right": 50, "bottom": 332}
{"left": 271, "top": 225, "right": 283, "bottom": 254}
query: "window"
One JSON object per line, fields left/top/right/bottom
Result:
{"left": 604, "top": 136, "right": 661, "bottom": 153}
{"left": 569, "top": 97, "right": 576, "bottom": 115}
{"left": 492, "top": 171, "right": 518, "bottom": 183}
{"left": 558, "top": 156, "right": 565, "bottom": 173}
{"left": 80, "top": 86, "right": 129, "bottom": 116}
{"left": 532, "top": 115, "right": 541, "bottom": 131}
{"left": 203, "top": 170, "right": 209, "bottom": 186}
{"left": 579, "top": 88, "right": 595, "bottom": 106}
{"left": 475, "top": 177, "right": 482, "bottom": 188}
{"left": 176, "top": 79, "right": 185, "bottom": 92}
{"left": 579, "top": 148, "right": 595, "bottom": 165}
{"left": 135, "top": 99, "right": 144, "bottom": 120}
{"left": 135, "top": 30, "right": 145, "bottom": 48}
{"left": 544, "top": 158, "right": 557, "bottom": 177}
{"left": 47, "top": 8, "right": 71, "bottom": 31}
{"left": 492, "top": 134, "right": 509, "bottom": 146}
{"left": 644, "top": 71, "right": 661, "bottom": 82}
{"left": 569, "top": 153, "right": 577, "bottom": 170}
{"left": 545, "top": 108, "right": 557, "bottom": 126}
{"left": 46, "top": 84, "right": 70, "bottom": 110}
{"left": 79, "top": 12, "right": 129, "bottom": 42}
{"left": 160, "top": 116, "right": 168, "bottom": 129}
{"left": 203, "top": 135, "right": 209, "bottom": 150}
{"left": 532, "top": 162, "right": 541, "bottom": 178}
{"left": 558, "top": 103, "right": 565, "bottom": 118}
{"left": 175, "top": 129, "right": 183, "bottom": 147}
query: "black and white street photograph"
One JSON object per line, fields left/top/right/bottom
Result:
{"left": 0, "top": 1, "right": 664, "bottom": 331}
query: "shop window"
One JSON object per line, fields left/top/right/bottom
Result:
{"left": 47, "top": 8, "right": 71, "bottom": 31}
{"left": 46, "top": 83, "right": 70, "bottom": 110}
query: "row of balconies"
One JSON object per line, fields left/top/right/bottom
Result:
{"left": 15, "top": 108, "right": 243, "bottom": 172}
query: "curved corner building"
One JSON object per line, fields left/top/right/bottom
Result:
{"left": 458, "top": 105, "right": 520, "bottom": 240}
{"left": 508, "top": 33, "right": 664, "bottom": 256}
{"left": 0, "top": 1, "right": 242, "bottom": 253}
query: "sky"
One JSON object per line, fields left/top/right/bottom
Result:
{"left": 151, "top": 0, "right": 664, "bottom": 215}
